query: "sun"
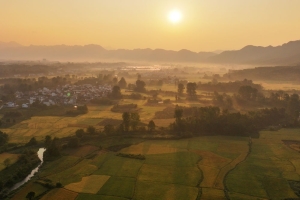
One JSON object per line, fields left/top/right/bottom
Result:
{"left": 168, "top": 9, "right": 182, "bottom": 24}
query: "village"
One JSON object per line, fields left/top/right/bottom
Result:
{"left": 2, "top": 84, "right": 112, "bottom": 109}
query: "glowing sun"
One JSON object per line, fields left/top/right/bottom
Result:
{"left": 168, "top": 9, "right": 182, "bottom": 24}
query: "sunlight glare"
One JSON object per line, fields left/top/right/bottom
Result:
{"left": 169, "top": 10, "right": 182, "bottom": 24}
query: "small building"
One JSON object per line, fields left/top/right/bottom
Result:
{"left": 22, "top": 104, "right": 29, "bottom": 108}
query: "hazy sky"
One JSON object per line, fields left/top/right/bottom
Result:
{"left": 1, "top": 0, "right": 300, "bottom": 51}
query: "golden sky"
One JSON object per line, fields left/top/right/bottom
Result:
{"left": 1, "top": 0, "right": 300, "bottom": 51}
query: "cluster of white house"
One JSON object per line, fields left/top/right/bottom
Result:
{"left": 4, "top": 84, "right": 112, "bottom": 109}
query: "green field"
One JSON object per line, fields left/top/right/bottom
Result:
{"left": 3, "top": 98, "right": 300, "bottom": 200}
{"left": 7, "top": 127, "right": 300, "bottom": 200}
{"left": 226, "top": 129, "right": 300, "bottom": 200}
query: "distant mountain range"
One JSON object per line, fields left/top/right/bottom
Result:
{"left": 1, "top": 40, "right": 300, "bottom": 65}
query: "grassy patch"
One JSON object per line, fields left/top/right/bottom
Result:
{"left": 138, "top": 164, "right": 201, "bottom": 186}
{"left": 98, "top": 176, "right": 135, "bottom": 198}
{"left": 145, "top": 151, "right": 200, "bottom": 167}
{"left": 40, "top": 156, "right": 80, "bottom": 177}
{"left": 226, "top": 130, "right": 300, "bottom": 199}
{"left": 93, "top": 154, "right": 144, "bottom": 177}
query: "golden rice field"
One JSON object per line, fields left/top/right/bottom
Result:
{"left": 40, "top": 188, "right": 78, "bottom": 200}
{"left": 65, "top": 175, "right": 111, "bottom": 194}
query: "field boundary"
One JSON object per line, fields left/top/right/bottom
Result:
{"left": 223, "top": 141, "right": 252, "bottom": 200}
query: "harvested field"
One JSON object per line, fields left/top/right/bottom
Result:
{"left": 65, "top": 175, "right": 110, "bottom": 194}
{"left": 40, "top": 188, "right": 78, "bottom": 200}
{"left": 98, "top": 176, "right": 135, "bottom": 198}
{"left": 93, "top": 154, "right": 143, "bottom": 177}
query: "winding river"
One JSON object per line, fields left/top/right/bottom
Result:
{"left": 9, "top": 148, "right": 46, "bottom": 192}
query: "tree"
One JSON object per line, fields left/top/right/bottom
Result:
{"left": 135, "top": 80, "right": 146, "bottom": 92}
{"left": 75, "top": 129, "right": 85, "bottom": 138}
{"left": 174, "top": 108, "right": 183, "bottom": 123}
{"left": 45, "top": 137, "right": 61, "bottom": 157}
{"left": 0, "top": 131, "right": 8, "bottom": 146}
{"left": 26, "top": 137, "right": 38, "bottom": 146}
{"left": 44, "top": 135, "right": 52, "bottom": 147}
{"left": 238, "top": 86, "right": 258, "bottom": 100}
{"left": 68, "top": 137, "right": 79, "bottom": 148}
{"left": 87, "top": 126, "right": 96, "bottom": 134}
{"left": 178, "top": 83, "right": 185, "bottom": 96}
{"left": 148, "top": 120, "right": 156, "bottom": 132}
{"left": 122, "top": 112, "right": 131, "bottom": 132}
{"left": 287, "top": 94, "right": 300, "bottom": 120}
{"left": 118, "top": 77, "right": 127, "bottom": 88}
{"left": 104, "top": 124, "right": 115, "bottom": 135}
{"left": 111, "top": 85, "right": 122, "bottom": 99}
{"left": 131, "top": 112, "right": 140, "bottom": 131}
{"left": 186, "top": 82, "right": 197, "bottom": 99}
{"left": 56, "top": 182, "right": 63, "bottom": 188}
{"left": 26, "top": 191, "right": 35, "bottom": 200}
{"left": 113, "top": 77, "right": 118, "bottom": 85}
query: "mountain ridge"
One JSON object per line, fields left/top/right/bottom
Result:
{"left": 0, "top": 40, "right": 300, "bottom": 65}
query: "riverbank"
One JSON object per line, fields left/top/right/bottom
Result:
{"left": 0, "top": 148, "right": 45, "bottom": 199}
